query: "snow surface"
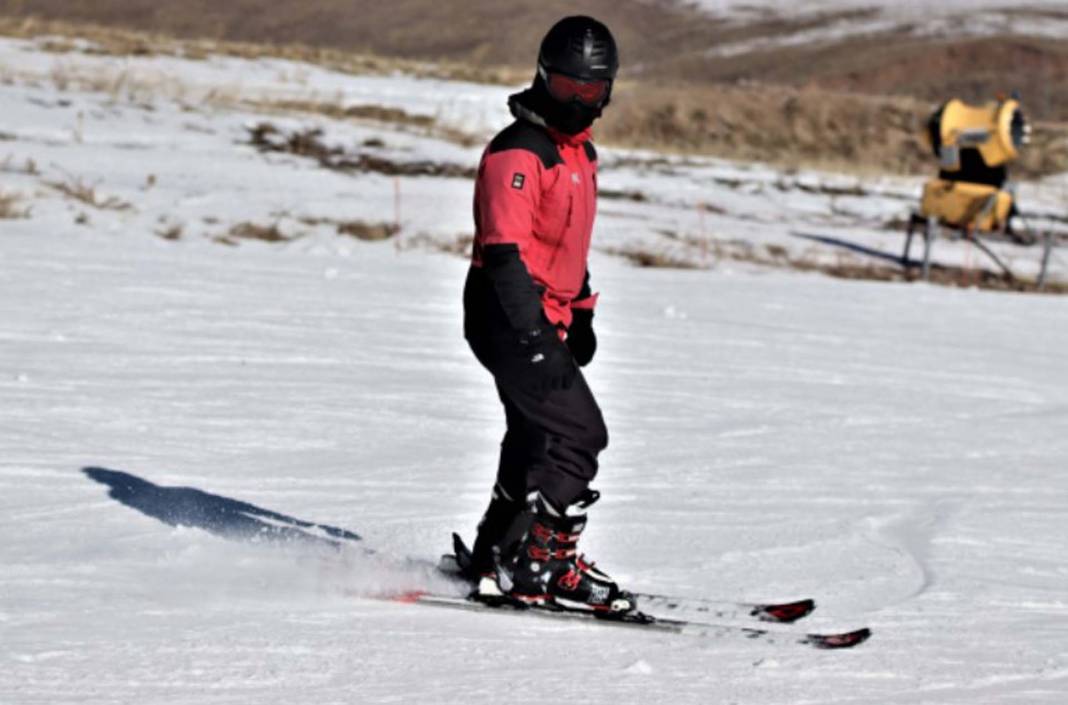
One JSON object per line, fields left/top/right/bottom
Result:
{"left": 690, "top": 0, "right": 1068, "bottom": 20}
{"left": 677, "top": 0, "right": 1068, "bottom": 54}
{"left": 2, "top": 35, "right": 1068, "bottom": 705}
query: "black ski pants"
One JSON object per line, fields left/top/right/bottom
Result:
{"left": 468, "top": 332, "right": 608, "bottom": 511}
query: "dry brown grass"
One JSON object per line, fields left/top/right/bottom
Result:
{"left": 259, "top": 101, "right": 434, "bottom": 129}
{"left": 336, "top": 220, "right": 399, "bottom": 241}
{"left": 294, "top": 214, "right": 400, "bottom": 241}
{"left": 5, "top": 12, "right": 1068, "bottom": 177}
{"left": 155, "top": 223, "right": 182, "bottom": 240}
{"left": 399, "top": 233, "right": 474, "bottom": 257}
{"left": 823, "top": 259, "right": 1067, "bottom": 295}
{"left": 681, "top": 33, "right": 1068, "bottom": 124}
{"left": 211, "top": 216, "right": 401, "bottom": 245}
{"left": 45, "top": 175, "right": 132, "bottom": 210}
{"left": 247, "top": 99, "right": 480, "bottom": 148}
{"left": 224, "top": 221, "right": 292, "bottom": 243}
{"left": 602, "top": 234, "right": 1066, "bottom": 294}
{"left": 245, "top": 99, "right": 1067, "bottom": 182}
{"left": 0, "top": 1, "right": 692, "bottom": 81}
{"left": 599, "top": 79, "right": 1068, "bottom": 177}
{"left": 601, "top": 244, "right": 710, "bottom": 270}
{"left": 0, "top": 14, "right": 520, "bottom": 85}
{"left": 6, "top": 3, "right": 1068, "bottom": 121}
{"left": 0, "top": 190, "right": 30, "bottom": 218}
{"left": 42, "top": 58, "right": 212, "bottom": 109}
{"left": 246, "top": 122, "right": 477, "bottom": 179}
{"left": 598, "top": 188, "right": 648, "bottom": 203}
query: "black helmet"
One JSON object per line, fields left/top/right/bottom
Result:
{"left": 537, "top": 16, "right": 619, "bottom": 84}
{"left": 517, "top": 16, "right": 618, "bottom": 134}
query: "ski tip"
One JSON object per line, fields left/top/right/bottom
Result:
{"left": 805, "top": 627, "right": 872, "bottom": 650}
{"left": 753, "top": 598, "right": 816, "bottom": 624}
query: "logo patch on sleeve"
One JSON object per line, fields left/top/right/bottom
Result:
{"left": 511, "top": 173, "right": 526, "bottom": 190}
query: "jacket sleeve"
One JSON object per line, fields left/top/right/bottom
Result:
{"left": 475, "top": 149, "right": 546, "bottom": 332}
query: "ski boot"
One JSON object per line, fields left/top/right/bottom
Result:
{"left": 506, "top": 492, "right": 636, "bottom": 615}
{"left": 463, "top": 483, "right": 532, "bottom": 594}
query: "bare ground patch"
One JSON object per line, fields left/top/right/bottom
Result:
{"left": 245, "top": 122, "right": 476, "bottom": 179}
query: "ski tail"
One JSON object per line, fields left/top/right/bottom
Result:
{"left": 801, "top": 627, "right": 872, "bottom": 650}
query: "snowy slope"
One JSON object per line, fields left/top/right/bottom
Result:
{"left": 3, "top": 35, "right": 1068, "bottom": 705}
{"left": 688, "top": 0, "right": 1068, "bottom": 23}
{"left": 681, "top": 0, "right": 1068, "bottom": 53}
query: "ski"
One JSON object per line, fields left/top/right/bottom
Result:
{"left": 441, "top": 532, "right": 816, "bottom": 624}
{"left": 388, "top": 590, "right": 871, "bottom": 650}
{"left": 630, "top": 592, "right": 815, "bottom": 624}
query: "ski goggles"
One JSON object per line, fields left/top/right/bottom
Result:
{"left": 542, "top": 69, "right": 611, "bottom": 107}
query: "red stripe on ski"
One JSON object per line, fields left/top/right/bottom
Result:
{"left": 389, "top": 590, "right": 430, "bottom": 604}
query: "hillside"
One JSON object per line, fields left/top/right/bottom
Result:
{"left": 5, "top": 0, "right": 1068, "bottom": 120}
{"left": 3, "top": 13, "right": 1068, "bottom": 179}
{"left": 1, "top": 31, "right": 1064, "bottom": 288}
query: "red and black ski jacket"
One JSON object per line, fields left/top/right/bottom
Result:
{"left": 465, "top": 95, "right": 599, "bottom": 340}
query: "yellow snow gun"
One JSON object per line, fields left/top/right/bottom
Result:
{"left": 918, "top": 96, "right": 1030, "bottom": 233}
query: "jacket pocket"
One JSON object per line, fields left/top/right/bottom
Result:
{"left": 543, "top": 192, "right": 573, "bottom": 271}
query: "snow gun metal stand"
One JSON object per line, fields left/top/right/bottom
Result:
{"left": 903, "top": 210, "right": 1056, "bottom": 290}
{"left": 902, "top": 210, "right": 1014, "bottom": 284}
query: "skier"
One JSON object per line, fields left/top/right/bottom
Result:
{"left": 461, "top": 16, "right": 634, "bottom": 614}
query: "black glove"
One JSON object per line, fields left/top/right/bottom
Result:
{"left": 519, "top": 324, "right": 577, "bottom": 394}
{"left": 566, "top": 309, "right": 596, "bottom": 367}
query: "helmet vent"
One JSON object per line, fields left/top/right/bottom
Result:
{"left": 568, "top": 31, "right": 610, "bottom": 62}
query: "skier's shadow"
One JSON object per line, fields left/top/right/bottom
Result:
{"left": 83, "top": 466, "right": 363, "bottom": 548}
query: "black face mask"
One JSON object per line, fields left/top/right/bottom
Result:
{"left": 530, "top": 76, "right": 604, "bottom": 135}
{"left": 546, "top": 101, "right": 602, "bottom": 134}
